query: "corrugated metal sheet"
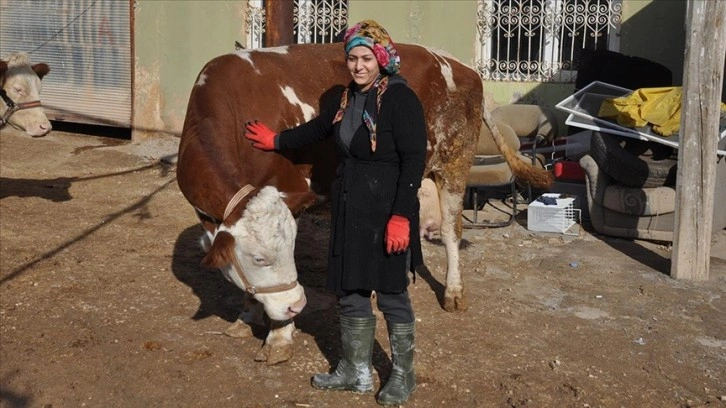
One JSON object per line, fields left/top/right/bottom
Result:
{"left": 0, "top": 0, "right": 132, "bottom": 127}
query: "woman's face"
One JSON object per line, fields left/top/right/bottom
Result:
{"left": 346, "top": 46, "right": 380, "bottom": 92}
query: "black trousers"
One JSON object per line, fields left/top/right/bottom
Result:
{"left": 339, "top": 290, "right": 414, "bottom": 324}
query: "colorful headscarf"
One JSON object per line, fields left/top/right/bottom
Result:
{"left": 343, "top": 20, "right": 400, "bottom": 75}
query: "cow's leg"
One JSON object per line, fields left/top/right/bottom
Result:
{"left": 224, "top": 294, "right": 263, "bottom": 338}
{"left": 437, "top": 179, "right": 468, "bottom": 312}
{"left": 199, "top": 228, "right": 259, "bottom": 338}
{"left": 254, "top": 319, "right": 297, "bottom": 365}
{"left": 224, "top": 319, "right": 254, "bottom": 338}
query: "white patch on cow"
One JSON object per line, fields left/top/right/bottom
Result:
{"left": 200, "top": 229, "right": 213, "bottom": 253}
{"left": 195, "top": 71, "right": 208, "bottom": 87}
{"left": 215, "top": 186, "right": 306, "bottom": 321}
{"left": 438, "top": 61, "right": 456, "bottom": 92}
{"left": 234, "top": 51, "right": 259, "bottom": 74}
{"left": 280, "top": 85, "right": 316, "bottom": 122}
{"left": 252, "top": 46, "right": 290, "bottom": 55}
{"left": 418, "top": 178, "right": 442, "bottom": 240}
{"left": 434, "top": 57, "right": 456, "bottom": 91}
{"left": 264, "top": 321, "right": 297, "bottom": 350}
{"left": 423, "top": 47, "right": 457, "bottom": 92}
{"left": 431, "top": 117, "right": 449, "bottom": 151}
{"left": 234, "top": 46, "right": 290, "bottom": 74}
{"left": 438, "top": 187, "right": 463, "bottom": 295}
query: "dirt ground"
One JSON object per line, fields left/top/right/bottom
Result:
{"left": 1, "top": 126, "right": 725, "bottom": 408}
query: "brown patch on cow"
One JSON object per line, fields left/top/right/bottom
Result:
{"left": 32, "top": 63, "right": 50, "bottom": 79}
{"left": 201, "top": 230, "right": 236, "bottom": 269}
{"left": 282, "top": 191, "right": 319, "bottom": 217}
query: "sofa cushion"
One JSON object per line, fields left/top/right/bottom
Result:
{"left": 602, "top": 184, "right": 676, "bottom": 216}
{"left": 468, "top": 155, "right": 513, "bottom": 186}
{"left": 477, "top": 120, "right": 521, "bottom": 155}
{"left": 492, "top": 104, "right": 559, "bottom": 144}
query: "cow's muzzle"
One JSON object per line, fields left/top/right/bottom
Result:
{"left": 0, "top": 89, "right": 43, "bottom": 127}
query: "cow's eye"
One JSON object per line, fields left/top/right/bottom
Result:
{"left": 252, "top": 255, "right": 270, "bottom": 266}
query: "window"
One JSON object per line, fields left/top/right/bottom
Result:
{"left": 245, "top": 0, "right": 348, "bottom": 49}
{"left": 476, "top": 0, "right": 622, "bottom": 82}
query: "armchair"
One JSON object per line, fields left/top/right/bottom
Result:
{"left": 579, "top": 154, "right": 726, "bottom": 241}
{"left": 464, "top": 104, "right": 557, "bottom": 228}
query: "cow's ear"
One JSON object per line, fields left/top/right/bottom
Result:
{"left": 201, "top": 230, "right": 236, "bottom": 268}
{"left": 32, "top": 63, "right": 50, "bottom": 79}
{"left": 0, "top": 61, "right": 7, "bottom": 74}
{"left": 283, "top": 191, "right": 319, "bottom": 217}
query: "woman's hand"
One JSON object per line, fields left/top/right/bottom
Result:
{"left": 244, "top": 120, "right": 277, "bottom": 151}
{"left": 385, "top": 215, "right": 410, "bottom": 254}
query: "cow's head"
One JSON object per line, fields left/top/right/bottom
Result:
{"left": 200, "top": 186, "right": 317, "bottom": 321}
{"left": 1, "top": 53, "right": 52, "bottom": 137}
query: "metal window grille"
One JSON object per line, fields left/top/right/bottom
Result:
{"left": 476, "top": 0, "right": 622, "bottom": 82}
{"left": 245, "top": 0, "right": 348, "bottom": 49}
{"left": 245, "top": 0, "right": 266, "bottom": 49}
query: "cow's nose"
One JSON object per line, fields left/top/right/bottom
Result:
{"left": 288, "top": 306, "right": 302, "bottom": 317}
{"left": 31, "top": 123, "right": 52, "bottom": 137}
{"left": 288, "top": 294, "right": 307, "bottom": 316}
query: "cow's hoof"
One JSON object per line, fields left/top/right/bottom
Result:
{"left": 224, "top": 319, "right": 254, "bottom": 338}
{"left": 254, "top": 343, "right": 294, "bottom": 365}
{"left": 443, "top": 292, "right": 468, "bottom": 312}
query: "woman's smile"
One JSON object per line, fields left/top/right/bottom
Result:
{"left": 346, "top": 46, "right": 381, "bottom": 92}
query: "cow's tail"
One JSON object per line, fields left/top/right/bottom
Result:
{"left": 481, "top": 101, "right": 554, "bottom": 189}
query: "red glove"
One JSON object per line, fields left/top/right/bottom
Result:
{"left": 385, "top": 215, "right": 410, "bottom": 254}
{"left": 244, "top": 120, "right": 277, "bottom": 151}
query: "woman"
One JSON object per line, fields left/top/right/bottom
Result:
{"left": 244, "top": 20, "right": 426, "bottom": 406}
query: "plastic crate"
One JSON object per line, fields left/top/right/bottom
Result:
{"left": 527, "top": 194, "right": 581, "bottom": 235}
{"left": 549, "top": 181, "right": 590, "bottom": 221}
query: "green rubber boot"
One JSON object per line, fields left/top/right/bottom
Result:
{"left": 312, "top": 315, "right": 376, "bottom": 393}
{"left": 377, "top": 322, "right": 416, "bottom": 406}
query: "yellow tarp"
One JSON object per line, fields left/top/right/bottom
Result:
{"left": 598, "top": 86, "right": 726, "bottom": 136}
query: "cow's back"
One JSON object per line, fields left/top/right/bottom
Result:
{"left": 176, "top": 47, "right": 344, "bottom": 223}
{"left": 178, "top": 43, "right": 480, "bottom": 224}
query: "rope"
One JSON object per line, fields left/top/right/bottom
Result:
{"left": 223, "top": 184, "right": 256, "bottom": 221}
{"left": 29, "top": 0, "right": 99, "bottom": 55}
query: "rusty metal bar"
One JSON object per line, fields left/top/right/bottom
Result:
{"left": 264, "top": 0, "right": 295, "bottom": 47}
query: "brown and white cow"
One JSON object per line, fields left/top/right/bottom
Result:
{"left": 0, "top": 53, "right": 52, "bottom": 137}
{"left": 177, "top": 42, "right": 550, "bottom": 364}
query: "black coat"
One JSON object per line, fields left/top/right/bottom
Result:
{"left": 277, "top": 80, "right": 427, "bottom": 295}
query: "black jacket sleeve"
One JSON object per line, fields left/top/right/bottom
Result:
{"left": 389, "top": 85, "right": 427, "bottom": 218}
{"left": 275, "top": 94, "right": 341, "bottom": 150}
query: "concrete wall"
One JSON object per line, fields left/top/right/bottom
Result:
{"left": 348, "top": 1, "right": 478, "bottom": 66}
{"left": 133, "top": 1, "right": 247, "bottom": 138}
{"left": 131, "top": 0, "right": 690, "bottom": 140}
{"left": 619, "top": 0, "right": 686, "bottom": 86}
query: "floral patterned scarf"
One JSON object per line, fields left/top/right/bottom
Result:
{"left": 332, "top": 75, "right": 391, "bottom": 153}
